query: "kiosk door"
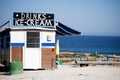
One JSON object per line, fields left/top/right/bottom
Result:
{"left": 24, "top": 32, "right": 41, "bottom": 69}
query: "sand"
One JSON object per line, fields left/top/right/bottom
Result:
{"left": 0, "top": 64, "right": 120, "bottom": 80}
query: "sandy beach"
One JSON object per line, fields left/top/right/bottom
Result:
{"left": 0, "top": 63, "right": 120, "bottom": 80}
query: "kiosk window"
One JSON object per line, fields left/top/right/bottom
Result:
{"left": 27, "top": 32, "right": 40, "bottom": 48}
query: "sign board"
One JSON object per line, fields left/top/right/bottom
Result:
{"left": 13, "top": 12, "right": 54, "bottom": 27}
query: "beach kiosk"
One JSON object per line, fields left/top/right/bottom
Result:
{"left": 0, "top": 12, "right": 56, "bottom": 69}
{"left": 0, "top": 12, "right": 81, "bottom": 70}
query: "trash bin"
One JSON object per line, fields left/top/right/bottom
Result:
{"left": 9, "top": 62, "right": 23, "bottom": 75}
{"left": 56, "top": 61, "right": 60, "bottom": 69}
{"left": 59, "top": 60, "right": 62, "bottom": 65}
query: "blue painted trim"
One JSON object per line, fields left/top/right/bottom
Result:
{"left": 10, "top": 43, "right": 25, "bottom": 46}
{"left": 42, "top": 43, "right": 55, "bottom": 46}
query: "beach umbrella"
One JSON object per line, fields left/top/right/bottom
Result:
{"left": 56, "top": 39, "right": 60, "bottom": 59}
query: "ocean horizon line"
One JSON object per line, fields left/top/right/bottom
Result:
{"left": 81, "top": 34, "right": 120, "bottom": 37}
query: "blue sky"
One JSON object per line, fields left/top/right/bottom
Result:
{"left": 0, "top": 0, "right": 120, "bottom": 36}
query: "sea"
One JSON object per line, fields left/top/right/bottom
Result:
{"left": 56, "top": 35, "right": 120, "bottom": 55}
